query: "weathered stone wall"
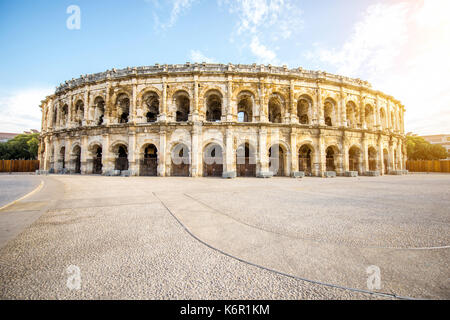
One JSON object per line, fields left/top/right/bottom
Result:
{"left": 38, "top": 63, "right": 406, "bottom": 177}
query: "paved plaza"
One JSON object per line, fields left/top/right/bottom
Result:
{"left": 0, "top": 174, "right": 449, "bottom": 299}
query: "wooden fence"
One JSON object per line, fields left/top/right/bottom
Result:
{"left": 406, "top": 160, "right": 450, "bottom": 173}
{"left": 0, "top": 160, "right": 40, "bottom": 173}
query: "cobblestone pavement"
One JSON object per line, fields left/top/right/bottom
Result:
{"left": 0, "top": 174, "right": 448, "bottom": 299}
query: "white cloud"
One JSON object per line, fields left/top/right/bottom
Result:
{"left": 151, "top": 0, "right": 197, "bottom": 30}
{"left": 308, "top": 0, "right": 450, "bottom": 135}
{"left": 0, "top": 88, "right": 53, "bottom": 133}
{"left": 250, "top": 36, "right": 277, "bottom": 63}
{"left": 315, "top": 2, "right": 410, "bottom": 78}
{"left": 220, "top": 0, "right": 303, "bottom": 64}
{"left": 189, "top": 50, "right": 217, "bottom": 63}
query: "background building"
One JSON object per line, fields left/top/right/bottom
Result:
{"left": 420, "top": 134, "right": 450, "bottom": 159}
{"left": 0, "top": 132, "right": 19, "bottom": 143}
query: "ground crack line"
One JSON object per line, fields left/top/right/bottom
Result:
{"left": 184, "top": 193, "right": 450, "bottom": 251}
{"left": 152, "top": 192, "right": 414, "bottom": 301}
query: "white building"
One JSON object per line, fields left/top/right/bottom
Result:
{"left": 420, "top": 134, "right": 450, "bottom": 159}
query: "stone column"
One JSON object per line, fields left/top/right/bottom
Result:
{"left": 159, "top": 77, "right": 167, "bottom": 121}
{"left": 191, "top": 123, "right": 201, "bottom": 177}
{"left": 48, "top": 103, "right": 54, "bottom": 131}
{"left": 375, "top": 96, "right": 381, "bottom": 130}
{"left": 40, "top": 106, "right": 46, "bottom": 132}
{"left": 192, "top": 75, "right": 200, "bottom": 122}
{"left": 289, "top": 80, "right": 298, "bottom": 123}
{"left": 69, "top": 95, "right": 75, "bottom": 128}
{"left": 102, "top": 134, "right": 113, "bottom": 174}
{"left": 360, "top": 95, "right": 366, "bottom": 129}
{"left": 316, "top": 83, "right": 324, "bottom": 125}
{"left": 389, "top": 143, "right": 395, "bottom": 173}
{"left": 104, "top": 84, "right": 111, "bottom": 125}
{"left": 398, "top": 142, "right": 403, "bottom": 170}
{"left": 226, "top": 76, "right": 233, "bottom": 122}
{"left": 361, "top": 136, "right": 369, "bottom": 174}
{"left": 65, "top": 139, "right": 72, "bottom": 173}
{"left": 126, "top": 132, "right": 137, "bottom": 175}
{"left": 317, "top": 134, "right": 326, "bottom": 176}
{"left": 336, "top": 92, "right": 342, "bottom": 127}
{"left": 258, "top": 128, "right": 269, "bottom": 175}
{"left": 55, "top": 103, "right": 61, "bottom": 130}
{"left": 290, "top": 129, "right": 298, "bottom": 174}
{"left": 336, "top": 152, "right": 344, "bottom": 176}
{"left": 43, "top": 137, "right": 50, "bottom": 170}
{"left": 130, "top": 80, "right": 137, "bottom": 123}
{"left": 340, "top": 90, "right": 347, "bottom": 127}
{"left": 401, "top": 108, "right": 405, "bottom": 133}
{"left": 50, "top": 139, "right": 56, "bottom": 172}
{"left": 81, "top": 135, "right": 88, "bottom": 174}
{"left": 83, "top": 89, "right": 89, "bottom": 126}
{"left": 225, "top": 127, "right": 235, "bottom": 174}
{"left": 386, "top": 102, "right": 392, "bottom": 132}
{"left": 378, "top": 137, "right": 384, "bottom": 175}
{"left": 259, "top": 79, "right": 268, "bottom": 123}
{"left": 342, "top": 142, "right": 350, "bottom": 173}
{"left": 158, "top": 128, "right": 166, "bottom": 176}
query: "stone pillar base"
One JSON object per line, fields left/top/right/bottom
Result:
{"left": 257, "top": 171, "right": 273, "bottom": 178}
{"left": 345, "top": 171, "right": 358, "bottom": 177}
{"left": 222, "top": 171, "right": 236, "bottom": 179}
{"left": 292, "top": 171, "right": 305, "bottom": 178}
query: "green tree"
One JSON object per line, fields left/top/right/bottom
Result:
{"left": 0, "top": 133, "right": 40, "bottom": 160}
{"left": 406, "top": 135, "right": 448, "bottom": 160}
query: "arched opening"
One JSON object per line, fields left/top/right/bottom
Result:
{"left": 59, "top": 147, "right": 66, "bottom": 171}
{"left": 268, "top": 96, "right": 283, "bottom": 123}
{"left": 72, "top": 145, "right": 81, "bottom": 174}
{"left": 206, "top": 93, "right": 222, "bottom": 122}
{"left": 380, "top": 108, "right": 387, "bottom": 129}
{"left": 203, "top": 143, "right": 223, "bottom": 177}
{"left": 115, "top": 145, "right": 129, "bottom": 171}
{"left": 92, "top": 146, "right": 103, "bottom": 174}
{"left": 391, "top": 112, "right": 395, "bottom": 130}
{"left": 94, "top": 97, "right": 105, "bottom": 125}
{"left": 143, "top": 92, "right": 159, "bottom": 123}
{"left": 140, "top": 144, "right": 158, "bottom": 176}
{"left": 269, "top": 144, "right": 285, "bottom": 176}
{"left": 346, "top": 101, "right": 358, "bottom": 128}
{"left": 75, "top": 100, "right": 84, "bottom": 126}
{"left": 53, "top": 106, "right": 58, "bottom": 126}
{"left": 324, "top": 99, "right": 335, "bottom": 126}
{"left": 237, "top": 92, "right": 253, "bottom": 122}
{"left": 236, "top": 143, "right": 256, "bottom": 177}
{"left": 61, "top": 104, "right": 68, "bottom": 126}
{"left": 349, "top": 146, "right": 361, "bottom": 173}
{"left": 174, "top": 92, "right": 190, "bottom": 122}
{"left": 383, "top": 149, "right": 389, "bottom": 174}
{"left": 297, "top": 96, "right": 312, "bottom": 124}
{"left": 117, "top": 94, "right": 130, "bottom": 123}
{"left": 171, "top": 144, "right": 190, "bottom": 176}
{"left": 298, "top": 145, "right": 313, "bottom": 175}
{"left": 365, "top": 105, "right": 374, "bottom": 130}
{"left": 325, "top": 147, "right": 336, "bottom": 171}
{"left": 368, "top": 147, "right": 377, "bottom": 171}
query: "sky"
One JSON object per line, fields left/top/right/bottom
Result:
{"left": 0, "top": 0, "right": 448, "bottom": 135}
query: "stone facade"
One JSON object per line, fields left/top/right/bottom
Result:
{"left": 38, "top": 63, "right": 406, "bottom": 177}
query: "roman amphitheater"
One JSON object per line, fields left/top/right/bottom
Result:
{"left": 38, "top": 63, "right": 406, "bottom": 178}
